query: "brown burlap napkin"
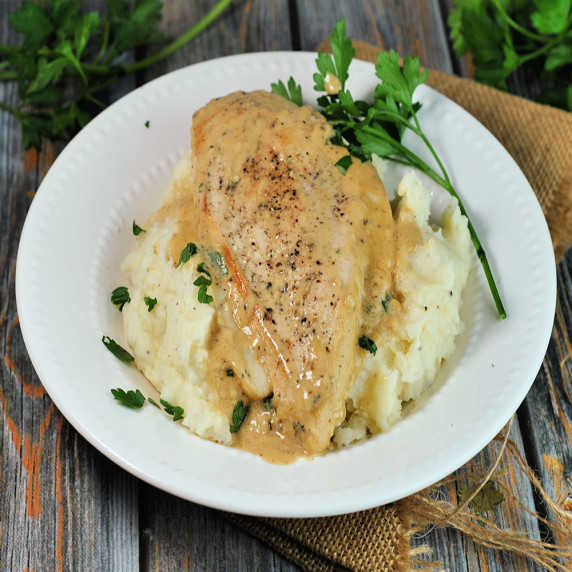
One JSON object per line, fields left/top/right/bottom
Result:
{"left": 225, "top": 41, "right": 572, "bottom": 571}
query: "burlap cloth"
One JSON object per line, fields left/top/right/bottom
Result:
{"left": 225, "top": 41, "right": 572, "bottom": 571}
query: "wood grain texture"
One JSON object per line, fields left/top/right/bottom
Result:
{"left": 1, "top": 1, "right": 570, "bottom": 571}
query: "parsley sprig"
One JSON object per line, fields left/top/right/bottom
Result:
{"left": 271, "top": 18, "right": 506, "bottom": 320}
{"left": 449, "top": 0, "right": 572, "bottom": 110}
{"left": 0, "top": 0, "right": 234, "bottom": 150}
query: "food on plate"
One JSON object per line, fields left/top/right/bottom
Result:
{"left": 118, "top": 90, "right": 471, "bottom": 463}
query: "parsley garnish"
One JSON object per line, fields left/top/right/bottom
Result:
{"left": 335, "top": 155, "right": 353, "bottom": 174}
{"left": 148, "top": 397, "right": 161, "bottom": 408}
{"left": 144, "top": 296, "right": 157, "bottom": 311}
{"left": 111, "top": 286, "right": 130, "bottom": 311}
{"left": 226, "top": 368, "right": 235, "bottom": 377}
{"left": 263, "top": 394, "right": 275, "bottom": 411}
{"left": 102, "top": 335, "right": 134, "bottom": 362}
{"left": 270, "top": 77, "right": 303, "bottom": 106}
{"left": 144, "top": 120, "right": 150, "bottom": 128}
{"left": 230, "top": 399, "right": 249, "bottom": 433}
{"left": 358, "top": 335, "right": 377, "bottom": 356}
{"left": 160, "top": 398, "right": 185, "bottom": 422}
{"left": 133, "top": 220, "right": 146, "bottom": 236}
{"left": 381, "top": 293, "right": 391, "bottom": 313}
{"left": 111, "top": 387, "right": 145, "bottom": 408}
{"left": 271, "top": 17, "right": 506, "bottom": 320}
{"left": 449, "top": 1, "right": 572, "bottom": 111}
{"left": 0, "top": 0, "right": 235, "bottom": 150}
{"left": 176, "top": 242, "right": 199, "bottom": 267}
{"left": 194, "top": 273, "right": 213, "bottom": 304}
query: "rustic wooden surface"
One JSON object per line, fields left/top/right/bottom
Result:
{"left": 1, "top": 1, "right": 570, "bottom": 570}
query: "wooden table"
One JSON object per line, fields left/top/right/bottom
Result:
{"left": 1, "top": 1, "right": 570, "bottom": 570}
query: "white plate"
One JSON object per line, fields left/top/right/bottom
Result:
{"left": 16, "top": 52, "right": 556, "bottom": 517}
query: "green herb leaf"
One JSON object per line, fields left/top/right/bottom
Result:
{"left": 111, "top": 387, "right": 145, "bottom": 408}
{"left": 144, "top": 295, "right": 157, "bottom": 312}
{"left": 229, "top": 399, "right": 249, "bottom": 433}
{"left": 194, "top": 272, "right": 213, "bottom": 304}
{"left": 160, "top": 398, "right": 185, "bottom": 422}
{"left": 102, "top": 335, "right": 134, "bottom": 362}
{"left": 358, "top": 335, "right": 377, "bottom": 356}
{"left": 111, "top": 286, "right": 131, "bottom": 311}
{"left": 226, "top": 368, "right": 235, "bottom": 377}
{"left": 458, "top": 480, "right": 505, "bottom": 517}
{"left": 148, "top": 397, "right": 161, "bottom": 408}
{"left": 270, "top": 77, "right": 303, "bottom": 106}
{"left": 335, "top": 155, "right": 352, "bottom": 174}
{"left": 2, "top": 0, "right": 234, "bottom": 150}
{"left": 263, "top": 394, "right": 275, "bottom": 411}
{"left": 133, "top": 220, "right": 146, "bottom": 236}
{"left": 176, "top": 242, "right": 199, "bottom": 267}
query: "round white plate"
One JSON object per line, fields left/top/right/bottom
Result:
{"left": 16, "top": 52, "right": 556, "bottom": 517}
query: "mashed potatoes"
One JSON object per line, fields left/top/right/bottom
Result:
{"left": 121, "top": 151, "right": 471, "bottom": 457}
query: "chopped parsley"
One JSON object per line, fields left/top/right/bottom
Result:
{"left": 144, "top": 120, "right": 150, "bottom": 128}
{"left": 111, "top": 286, "right": 130, "bottom": 311}
{"left": 335, "top": 154, "right": 352, "bottom": 174}
{"left": 230, "top": 399, "right": 249, "bottom": 433}
{"left": 176, "top": 242, "right": 199, "bottom": 267}
{"left": 102, "top": 335, "right": 134, "bottom": 362}
{"left": 194, "top": 273, "right": 213, "bottom": 304}
{"left": 132, "top": 220, "right": 146, "bottom": 236}
{"left": 358, "top": 335, "right": 377, "bottom": 356}
{"left": 144, "top": 296, "right": 157, "bottom": 312}
{"left": 382, "top": 293, "right": 391, "bottom": 313}
{"left": 111, "top": 388, "right": 145, "bottom": 408}
{"left": 226, "top": 368, "right": 235, "bottom": 377}
{"left": 263, "top": 394, "right": 275, "bottom": 411}
{"left": 160, "top": 399, "right": 185, "bottom": 422}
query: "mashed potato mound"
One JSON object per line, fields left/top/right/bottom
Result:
{"left": 333, "top": 171, "right": 471, "bottom": 447}
{"left": 120, "top": 159, "right": 471, "bottom": 454}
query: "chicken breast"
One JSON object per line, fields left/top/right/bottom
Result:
{"left": 149, "top": 90, "right": 396, "bottom": 461}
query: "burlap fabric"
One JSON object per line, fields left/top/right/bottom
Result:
{"left": 225, "top": 41, "right": 572, "bottom": 571}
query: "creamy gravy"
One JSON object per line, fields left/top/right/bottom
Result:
{"left": 149, "top": 90, "right": 400, "bottom": 463}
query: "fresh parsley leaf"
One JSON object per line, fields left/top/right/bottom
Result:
{"left": 111, "top": 286, "right": 131, "bottom": 311}
{"left": 197, "top": 262, "right": 211, "bottom": 277}
{"left": 133, "top": 220, "right": 146, "bottom": 235}
{"left": 144, "top": 295, "right": 157, "bottom": 311}
{"left": 226, "top": 368, "right": 235, "bottom": 377}
{"left": 148, "top": 397, "right": 161, "bottom": 408}
{"left": 230, "top": 399, "right": 249, "bottom": 433}
{"left": 358, "top": 335, "right": 377, "bottom": 356}
{"left": 176, "top": 242, "right": 199, "bottom": 267}
{"left": 102, "top": 335, "right": 134, "bottom": 362}
{"left": 194, "top": 272, "right": 213, "bottom": 304}
{"left": 449, "top": 0, "right": 572, "bottom": 110}
{"left": 111, "top": 387, "right": 145, "bottom": 408}
{"left": 145, "top": 120, "right": 150, "bottom": 128}
{"left": 160, "top": 398, "right": 185, "bottom": 422}
{"left": 458, "top": 480, "right": 505, "bottom": 517}
{"left": 335, "top": 155, "right": 352, "bottom": 174}
{"left": 1, "top": 0, "right": 234, "bottom": 150}
{"left": 270, "top": 77, "right": 303, "bottom": 106}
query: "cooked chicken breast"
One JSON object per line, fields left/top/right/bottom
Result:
{"left": 149, "top": 90, "right": 396, "bottom": 461}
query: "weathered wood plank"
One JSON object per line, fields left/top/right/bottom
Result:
{"left": 0, "top": 1, "right": 140, "bottom": 570}
{"left": 295, "top": 0, "right": 453, "bottom": 71}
